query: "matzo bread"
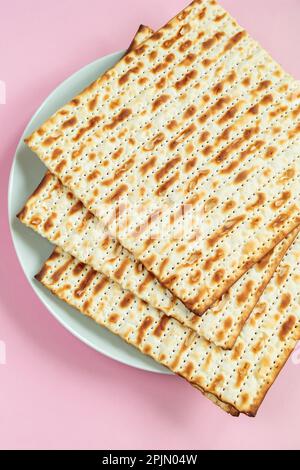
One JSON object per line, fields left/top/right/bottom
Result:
{"left": 128, "top": 25, "right": 154, "bottom": 52}
{"left": 25, "top": 0, "right": 300, "bottom": 315}
{"left": 18, "top": 172, "right": 296, "bottom": 348}
{"left": 18, "top": 21, "right": 283, "bottom": 350}
{"left": 36, "top": 228, "right": 300, "bottom": 416}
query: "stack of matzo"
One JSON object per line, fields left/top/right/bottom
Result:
{"left": 17, "top": 0, "right": 300, "bottom": 416}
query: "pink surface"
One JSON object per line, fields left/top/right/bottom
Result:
{"left": 1, "top": 0, "right": 300, "bottom": 450}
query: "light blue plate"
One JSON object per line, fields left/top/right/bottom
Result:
{"left": 8, "top": 50, "right": 170, "bottom": 375}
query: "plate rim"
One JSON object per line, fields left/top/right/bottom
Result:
{"left": 8, "top": 49, "right": 171, "bottom": 375}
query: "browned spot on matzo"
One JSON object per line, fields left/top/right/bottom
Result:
{"left": 279, "top": 316, "right": 296, "bottom": 341}
{"left": 136, "top": 316, "right": 153, "bottom": 345}
{"left": 103, "top": 109, "right": 132, "bottom": 131}
{"left": 74, "top": 269, "right": 97, "bottom": 298}
{"left": 73, "top": 116, "right": 100, "bottom": 141}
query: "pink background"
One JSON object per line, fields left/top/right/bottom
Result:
{"left": 1, "top": 0, "right": 300, "bottom": 450}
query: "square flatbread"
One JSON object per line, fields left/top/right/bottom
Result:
{"left": 18, "top": 172, "right": 295, "bottom": 348}
{"left": 25, "top": 0, "right": 300, "bottom": 315}
{"left": 36, "top": 226, "right": 300, "bottom": 416}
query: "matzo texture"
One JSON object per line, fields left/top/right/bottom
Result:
{"left": 18, "top": 172, "right": 296, "bottom": 348}
{"left": 36, "top": 231, "right": 300, "bottom": 416}
{"left": 26, "top": 0, "right": 300, "bottom": 314}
